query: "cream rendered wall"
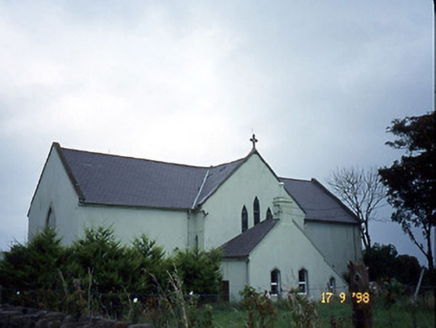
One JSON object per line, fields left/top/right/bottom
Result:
{"left": 304, "top": 221, "right": 362, "bottom": 276}
{"left": 77, "top": 205, "right": 188, "bottom": 254}
{"left": 200, "top": 153, "right": 285, "bottom": 249}
{"left": 223, "top": 196, "right": 347, "bottom": 301}
{"left": 221, "top": 259, "right": 248, "bottom": 301}
{"left": 28, "top": 147, "right": 80, "bottom": 245}
{"left": 188, "top": 211, "right": 205, "bottom": 249}
{"left": 248, "top": 218, "right": 346, "bottom": 301}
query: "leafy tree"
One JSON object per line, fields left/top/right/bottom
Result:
{"left": 328, "top": 167, "right": 386, "bottom": 250}
{"left": 363, "top": 243, "right": 422, "bottom": 285}
{"left": 393, "top": 254, "right": 421, "bottom": 285}
{"left": 363, "top": 243, "right": 398, "bottom": 281}
{"left": 379, "top": 112, "right": 435, "bottom": 269}
{"left": 173, "top": 247, "right": 222, "bottom": 296}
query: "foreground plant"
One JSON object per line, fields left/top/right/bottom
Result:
{"left": 283, "top": 289, "right": 319, "bottom": 328}
{"left": 240, "top": 286, "right": 277, "bottom": 328}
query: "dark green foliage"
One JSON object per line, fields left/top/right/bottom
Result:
{"left": 63, "top": 226, "right": 137, "bottom": 317}
{"left": 379, "top": 111, "right": 435, "bottom": 269}
{"left": 363, "top": 243, "right": 422, "bottom": 285}
{"left": 173, "top": 247, "right": 222, "bottom": 296}
{"left": 393, "top": 255, "right": 421, "bottom": 285}
{"left": 0, "top": 225, "right": 223, "bottom": 321}
{"left": 363, "top": 244, "right": 398, "bottom": 281}
{"left": 131, "top": 234, "right": 170, "bottom": 294}
{"left": 0, "top": 227, "right": 64, "bottom": 291}
{"left": 0, "top": 227, "right": 66, "bottom": 309}
{"left": 66, "top": 226, "right": 130, "bottom": 291}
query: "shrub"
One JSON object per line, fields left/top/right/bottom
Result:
{"left": 240, "top": 286, "right": 277, "bottom": 328}
{"left": 173, "top": 247, "right": 223, "bottom": 297}
{"left": 0, "top": 227, "right": 66, "bottom": 308}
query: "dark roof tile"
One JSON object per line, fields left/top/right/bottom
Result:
{"left": 62, "top": 147, "right": 213, "bottom": 209}
{"left": 221, "top": 219, "right": 278, "bottom": 258}
{"left": 279, "top": 177, "right": 359, "bottom": 224}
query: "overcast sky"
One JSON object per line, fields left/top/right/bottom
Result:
{"left": 0, "top": 1, "right": 434, "bottom": 265}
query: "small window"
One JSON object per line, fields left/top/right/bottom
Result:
{"left": 46, "top": 207, "right": 56, "bottom": 228}
{"left": 329, "top": 277, "right": 336, "bottom": 293}
{"left": 253, "top": 197, "right": 260, "bottom": 225}
{"left": 298, "top": 269, "right": 308, "bottom": 294}
{"left": 266, "top": 207, "right": 273, "bottom": 220}
{"left": 271, "top": 269, "right": 281, "bottom": 296}
{"left": 241, "top": 206, "right": 248, "bottom": 232}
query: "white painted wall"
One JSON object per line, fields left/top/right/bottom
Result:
{"left": 28, "top": 146, "right": 80, "bottom": 245}
{"left": 222, "top": 197, "right": 347, "bottom": 301}
{"left": 248, "top": 218, "right": 346, "bottom": 300}
{"left": 221, "top": 259, "right": 248, "bottom": 301}
{"left": 201, "top": 153, "right": 285, "bottom": 249}
{"left": 28, "top": 145, "right": 189, "bottom": 253}
{"left": 76, "top": 205, "right": 188, "bottom": 254}
{"left": 304, "top": 221, "right": 362, "bottom": 276}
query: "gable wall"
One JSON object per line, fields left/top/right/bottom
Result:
{"left": 76, "top": 206, "right": 189, "bottom": 253}
{"left": 200, "top": 153, "right": 285, "bottom": 249}
{"left": 304, "top": 221, "right": 362, "bottom": 275}
{"left": 247, "top": 218, "right": 346, "bottom": 300}
{"left": 28, "top": 147, "right": 80, "bottom": 245}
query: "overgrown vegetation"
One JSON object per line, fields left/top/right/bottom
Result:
{"left": 0, "top": 226, "right": 222, "bottom": 321}
{"left": 0, "top": 227, "right": 434, "bottom": 327}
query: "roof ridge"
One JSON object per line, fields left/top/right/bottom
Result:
{"left": 60, "top": 145, "right": 235, "bottom": 170}
{"left": 191, "top": 169, "right": 210, "bottom": 209}
{"left": 279, "top": 177, "right": 311, "bottom": 182}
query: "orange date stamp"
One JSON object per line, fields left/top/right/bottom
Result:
{"left": 321, "top": 292, "right": 370, "bottom": 304}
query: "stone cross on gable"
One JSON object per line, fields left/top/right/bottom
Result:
{"left": 250, "top": 134, "right": 258, "bottom": 149}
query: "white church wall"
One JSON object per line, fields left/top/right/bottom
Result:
{"left": 304, "top": 221, "right": 362, "bottom": 276}
{"left": 201, "top": 153, "right": 286, "bottom": 249}
{"left": 247, "top": 218, "right": 346, "bottom": 301}
{"left": 76, "top": 205, "right": 188, "bottom": 254}
{"left": 188, "top": 210, "right": 205, "bottom": 249}
{"left": 28, "top": 146, "right": 80, "bottom": 245}
{"left": 221, "top": 259, "right": 248, "bottom": 301}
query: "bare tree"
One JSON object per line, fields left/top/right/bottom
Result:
{"left": 328, "top": 167, "right": 386, "bottom": 250}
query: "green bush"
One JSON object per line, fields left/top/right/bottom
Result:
{"left": 173, "top": 247, "right": 222, "bottom": 297}
{"left": 0, "top": 225, "right": 223, "bottom": 320}
{"left": 0, "top": 227, "right": 66, "bottom": 308}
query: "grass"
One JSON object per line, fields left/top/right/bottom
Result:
{"left": 206, "top": 296, "right": 435, "bottom": 328}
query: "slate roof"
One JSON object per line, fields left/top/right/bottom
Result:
{"left": 221, "top": 219, "right": 279, "bottom": 258}
{"left": 279, "top": 177, "right": 359, "bottom": 225}
{"left": 57, "top": 144, "right": 245, "bottom": 209}
{"left": 40, "top": 143, "right": 358, "bottom": 227}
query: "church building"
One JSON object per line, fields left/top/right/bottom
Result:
{"left": 28, "top": 139, "right": 362, "bottom": 301}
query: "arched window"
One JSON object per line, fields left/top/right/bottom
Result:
{"left": 46, "top": 207, "right": 56, "bottom": 228}
{"left": 329, "top": 277, "right": 336, "bottom": 293}
{"left": 241, "top": 206, "right": 248, "bottom": 233}
{"left": 271, "top": 269, "right": 281, "bottom": 296}
{"left": 266, "top": 207, "right": 273, "bottom": 220}
{"left": 253, "top": 197, "right": 260, "bottom": 225}
{"left": 298, "top": 269, "right": 308, "bottom": 294}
